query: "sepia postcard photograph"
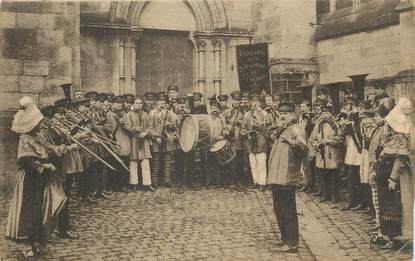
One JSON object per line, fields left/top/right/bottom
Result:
{"left": 0, "top": 0, "right": 414, "bottom": 260}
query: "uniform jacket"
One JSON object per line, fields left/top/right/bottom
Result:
{"left": 309, "top": 117, "right": 344, "bottom": 169}
{"left": 223, "top": 107, "right": 244, "bottom": 150}
{"left": 149, "top": 108, "right": 179, "bottom": 152}
{"left": 124, "top": 110, "right": 152, "bottom": 160}
{"left": 240, "top": 109, "right": 271, "bottom": 154}
{"left": 267, "top": 122, "right": 307, "bottom": 185}
{"left": 209, "top": 114, "right": 225, "bottom": 145}
{"left": 106, "top": 110, "right": 130, "bottom": 157}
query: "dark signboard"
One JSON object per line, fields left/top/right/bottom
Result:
{"left": 236, "top": 43, "right": 269, "bottom": 93}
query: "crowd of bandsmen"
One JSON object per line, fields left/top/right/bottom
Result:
{"left": 6, "top": 82, "right": 413, "bottom": 256}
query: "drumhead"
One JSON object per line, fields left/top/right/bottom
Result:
{"left": 210, "top": 140, "right": 228, "bottom": 152}
{"left": 179, "top": 116, "right": 197, "bottom": 152}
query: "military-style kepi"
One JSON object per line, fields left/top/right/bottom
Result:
{"left": 278, "top": 102, "right": 296, "bottom": 112}
{"left": 106, "top": 92, "right": 115, "bottom": 102}
{"left": 208, "top": 94, "right": 217, "bottom": 105}
{"left": 241, "top": 91, "right": 250, "bottom": 100}
{"left": 193, "top": 92, "right": 203, "bottom": 101}
{"left": 218, "top": 94, "right": 229, "bottom": 102}
{"left": 123, "top": 93, "right": 135, "bottom": 104}
{"left": 230, "top": 90, "right": 241, "bottom": 101}
{"left": 321, "top": 103, "right": 334, "bottom": 112}
{"left": 85, "top": 91, "right": 98, "bottom": 99}
{"left": 54, "top": 97, "right": 71, "bottom": 107}
{"left": 96, "top": 93, "right": 107, "bottom": 102}
{"left": 144, "top": 92, "right": 156, "bottom": 101}
{"left": 178, "top": 97, "right": 187, "bottom": 104}
{"left": 156, "top": 91, "right": 167, "bottom": 101}
{"left": 167, "top": 85, "right": 179, "bottom": 92}
{"left": 71, "top": 98, "right": 90, "bottom": 107}
{"left": 114, "top": 95, "right": 124, "bottom": 103}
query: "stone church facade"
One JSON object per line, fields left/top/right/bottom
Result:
{"left": 0, "top": 0, "right": 414, "bottom": 191}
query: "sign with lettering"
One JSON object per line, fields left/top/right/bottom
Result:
{"left": 236, "top": 43, "right": 270, "bottom": 93}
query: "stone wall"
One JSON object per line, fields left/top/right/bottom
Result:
{"left": 0, "top": 1, "right": 80, "bottom": 194}
{"left": 317, "top": 25, "right": 401, "bottom": 85}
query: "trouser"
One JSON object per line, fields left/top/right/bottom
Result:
{"left": 319, "top": 168, "right": 339, "bottom": 201}
{"left": 119, "top": 156, "right": 130, "bottom": 189}
{"left": 191, "top": 149, "right": 208, "bottom": 185}
{"left": 346, "top": 164, "right": 361, "bottom": 206}
{"left": 206, "top": 152, "right": 221, "bottom": 186}
{"left": 248, "top": 152, "right": 267, "bottom": 186}
{"left": 243, "top": 150, "right": 252, "bottom": 185}
{"left": 230, "top": 150, "right": 244, "bottom": 185}
{"left": 371, "top": 184, "right": 380, "bottom": 227}
{"left": 162, "top": 151, "right": 174, "bottom": 185}
{"left": 58, "top": 173, "right": 77, "bottom": 234}
{"left": 130, "top": 159, "right": 151, "bottom": 186}
{"left": 175, "top": 150, "right": 186, "bottom": 185}
{"left": 271, "top": 185, "right": 299, "bottom": 247}
{"left": 306, "top": 158, "right": 316, "bottom": 191}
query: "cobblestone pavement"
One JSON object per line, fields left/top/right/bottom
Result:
{"left": 0, "top": 187, "right": 412, "bottom": 260}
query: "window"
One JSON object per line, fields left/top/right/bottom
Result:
{"left": 271, "top": 73, "right": 303, "bottom": 104}
{"left": 317, "top": 0, "right": 330, "bottom": 16}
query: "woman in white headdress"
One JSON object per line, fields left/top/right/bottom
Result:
{"left": 384, "top": 98, "right": 414, "bottom": 245}
{"left": 6, "top": 96, "right": 66, "bottom": 257}
{"left": 372, "top": 97, "right": 413, "bottom": 249}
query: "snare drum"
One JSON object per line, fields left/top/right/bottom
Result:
{"left": 210, "top": 140, "right": 236, "bottom": 165}
{"left": 179, "top": 114, "right": 212, "bottom": 152}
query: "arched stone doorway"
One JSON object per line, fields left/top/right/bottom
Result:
{"left": 80, "top": 0, "right": 252, "bottom": 98}
{"left": 135, "top": 1, "right": 196, "bottom": 96}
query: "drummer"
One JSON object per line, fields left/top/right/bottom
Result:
{"left": 206, "top": 99, "right": 228, "bottom": 187}
{"left": 224, "top": 90, "right": 245, "bottom": 187}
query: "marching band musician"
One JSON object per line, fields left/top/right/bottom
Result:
{"left": 371, "top": 84, "right": 389, "bottom": 111}
{"left": 123, "top": 93, "right": 135, "bottom": 112}
{"left": 308, "top": 99, "right": 325, "bottom": 196}
{"left": 341, "top": 97, "right": 365, "bottom": 211}
{"left": 143, "top": 92, "right": 156, "bottom": 113}
{"left": 309, "top": 103, "right": 344, "bottom": 203}
{"left": 106, "top": 95, "right": 131, "bottom": 193}
{"left": 149, "top": 92, "right": 178, "bottom": 187}
{"left": 224, "top": 90, "right": 246, "bottom": 187}
{"left": 124, "top": 97, "right": 154, "bottom": 192}
{"left": 297, "top": 100, "right": 315, "bottom": 193}
{"left": 86, "top": 93, "right": 112, "bottom": 199}
{"left": 73, "top": 94, "right": 99, "bottom": 203}
{"left": 241, "top": 93, "right": 272, "bottom": 190}
{"left": 167, "top": 85, "right": 179, "bottom": 105}
{"left": 192, "top": 92, "right": 208, "bottom": 114}
{"left": 267, "top": 102, "right": 307, "bottom": 253}
{"left": 206, "top": 99, "right": 228, "bottom": 187}
{"left": 174, "top": 97, "right": 189, "bottom": 186}
{"left": 218, "top": 94, "right": 229, "bottom": 113}
{"left": 53, "top": 98, "right": 84, "bottom": 239}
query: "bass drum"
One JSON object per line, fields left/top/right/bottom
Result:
{"left": 179, "top": 114, "right": 212, "bottom": 152}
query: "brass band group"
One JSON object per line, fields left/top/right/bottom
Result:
{"left": 5, "top": 82, "right": 414, "bottom": 256}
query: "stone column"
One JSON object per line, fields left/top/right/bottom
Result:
{"left": 130, "top": 31, "right": 142, "bottom": 95}
{"left": 212, "top": 38, "right": 222, "bottom": 94}
{"left": 196, "top": 39, "right": 206, "bottom": 93}
{"left": 119, "top": 32, "right": 126, "bottom": 94}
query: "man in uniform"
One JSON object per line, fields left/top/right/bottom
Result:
{"left": 124, "top": 97, "right": 154, "bottom": 191}
{"left": 241, "top": 93, "right": 271, "bottom": 190}
{"left": 143, "top": 92, "right": 156, "bottom": 113}
{"left": 224, "top": 90, "right": 245, "bottom": 187}
{"left": 267, "top": 102, "right": 307, "bottom": 253}
{"left": 149, "top": 92, "right": 178, "bottom": 187}
{"left": 167, "top": 85, "right": 179, "bottom": 105}
{"left": 218, "top": 94, "right": 229, "bottom": 113}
